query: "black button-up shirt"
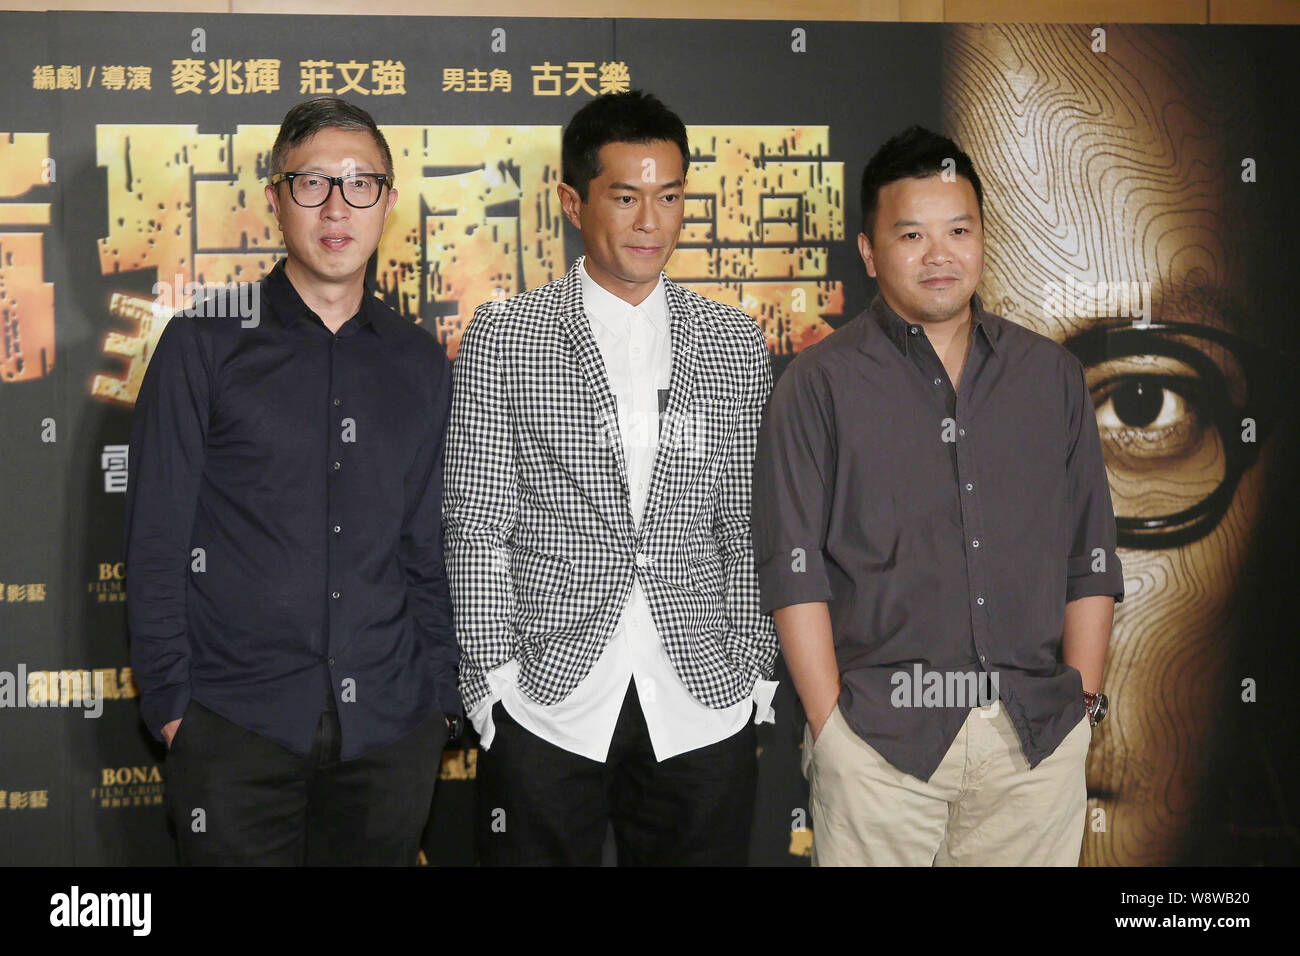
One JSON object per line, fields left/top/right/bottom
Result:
{"left": 124, "top": 258, "right": 460, "bottom": 760}
{"left": 753, "top": 292, "right": 1124, "bottom": 780}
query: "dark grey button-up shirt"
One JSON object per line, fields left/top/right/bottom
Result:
{"left": 753, "top": 292, "right": 1124, "bottom": 780}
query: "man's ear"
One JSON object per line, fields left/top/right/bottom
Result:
{"left": 857, "top": 231, "right": 877, "bottom": 278}
{"left": 557, "top": 181, "right": 583, "bottom": 231}
{"left": 265, "top": 183, "right": 282, "bottom": 229}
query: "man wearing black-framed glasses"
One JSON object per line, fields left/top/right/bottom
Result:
{"left": 267, "top": 171, "right": 393, "bottom": 210}
{"left": 125, "top": 97, "right": 460, "bottom": 865}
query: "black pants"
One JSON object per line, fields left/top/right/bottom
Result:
{"left": 164, "top": 700, "right": 446, "bottom": 865}
{"left": 475, "top": 681, "right": 757, "bottom": 866}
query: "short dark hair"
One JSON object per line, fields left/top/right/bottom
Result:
{"left": 268, "top": 97, "right": 394, "bottom": 179}
{"left": 859, "top": 125, "right": 983, "bottom": 240}
{"left": 561, "top": 90, "right": 690, "bottom": 202}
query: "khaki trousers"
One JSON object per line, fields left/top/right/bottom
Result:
{"left": 803, "top": 701, "right": 1090, "bottom": 866}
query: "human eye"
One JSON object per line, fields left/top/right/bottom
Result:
{"left": 1092, "top": 363, "right": 1212, "bottom": 461}
{"left": 1084, "top": 337, "right": 1242, "bottom": 522}
{"left": 1068, "top": 310, "right": 1277, "bottom": 546}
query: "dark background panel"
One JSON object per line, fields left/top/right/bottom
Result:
{"left": 0, "top": 9, "right": 73, "bottom": 868}
{"left": 0, "top": 12, "right": 1296, "bottom": 867}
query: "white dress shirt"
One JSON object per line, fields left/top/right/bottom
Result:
{"left": 468, "top": 257, "right": 777, "bottom": 761}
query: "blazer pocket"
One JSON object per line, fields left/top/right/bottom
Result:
{"left": 690, "top": 389, "right": 742, "bottom": 405}
{"left": 677, "top": 399, "right": 738, "bottom": 459}
{"left": 689, "top": 396, "right": 741, "bottom": 414}
{"left": 510, "top": 546, "right": 574, "bottom": 596}
{"left": 687, "top": 554, "right": 727, "bottom": 596}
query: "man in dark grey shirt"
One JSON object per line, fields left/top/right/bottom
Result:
{"left": 753, "top": 126, "right": 1124, "bottom": 866}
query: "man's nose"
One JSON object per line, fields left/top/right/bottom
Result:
{"left": 923, "top": 235, "right": 953, "bottom": 263}
{"left": 321, "top": 182, "right": 351, "bottom": 218}
{"left": 634, "top": 199, "right": 660, "bottom": 231}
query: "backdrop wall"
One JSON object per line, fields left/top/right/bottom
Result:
{"left": 1, "top": 12, "right": 1296, "bottom": 865}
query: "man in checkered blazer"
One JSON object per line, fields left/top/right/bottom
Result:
{"left": 444, "top": 91, "right": 778, "bottom": 865}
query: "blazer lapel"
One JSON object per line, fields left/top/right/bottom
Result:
{"left": 640, "top": 277, "right": 699, "bottom": 533}
{"left": 555, "top": 257, "right": 636, "bottom": 538}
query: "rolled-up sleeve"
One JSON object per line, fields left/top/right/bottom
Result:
{"left": 1063, "top": 356, "right": 1125, "bottom": 603}
{"left": 751, "top": 357, "right": 836, "bottom": 614}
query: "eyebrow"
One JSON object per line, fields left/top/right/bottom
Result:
{"left": 892, "top": 214, "right": 974, "bottom": 228}
{"left": 1089, "top": 279, "right": 1244, "bottom": 337}
{"left": 608, "top": 179, "right": 685, "bottom": 191}
{"left": 297, "top": 166, "right": 382, "bottom": 175}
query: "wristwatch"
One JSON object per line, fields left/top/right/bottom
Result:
{"left": 1083, "top": 691, "right": 1109, "bottom": 727}
{"left": 444, "top": 713, "right": 464, "bottom": 743}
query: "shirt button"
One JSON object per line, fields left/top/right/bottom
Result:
{"left": 971, "top": 539, "right": 980, "bottom": 548}
{"left": 933, "top": 377, "right": 941, "bottom": 386}
{"left": 977, "top": 596, "right": 985, "bottom": 606}
{"left": 332, "top": 461, "right": 341, "bottom": 471}
{"left": 333, "top": 397, "right": 341, "bottom": 406}
{"left": 331, "top": 591, "right": 340, "bottom": 600}
{"left": 328, "top": 657, "right": 335, "bottom": 666}
{"left": 980, "top": 654, "right": 987, "bottom": 663}
{"left": 909, "top": 326, "right": 919, "bottom": 335}
{"left": 634, "top": 552, "right": 649, "bottom": 568}
{"left": 965, "top": 483, "right": 973, "bottom": 492}
{"left": 958, "top": 428, "right": 966, "bottom": 437}
{"left": 332, "top": 525, "right": 341, "bottom": 534}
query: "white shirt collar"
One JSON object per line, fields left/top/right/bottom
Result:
{"left": 579, "top": 256, "right": 669, "bottom": 339}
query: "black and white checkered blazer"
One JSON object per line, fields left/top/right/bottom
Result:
{"left": 444, "top": 255, "right": 778, "bottom": 715}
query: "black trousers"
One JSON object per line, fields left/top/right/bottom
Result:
{"left": 475, "top": 680, "right": 757, "bottom": 866}
{"left": 164, "top": 700, "right": 446, "bottom": 865}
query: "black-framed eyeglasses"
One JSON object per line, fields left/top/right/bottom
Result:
{"left": 1064, "top": 320, "right": 1283, "bottom": 550}
{"left": 268, "top": 171, "right": 393, "bottom": 209}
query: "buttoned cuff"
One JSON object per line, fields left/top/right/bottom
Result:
{"left": 433, "top": 675, "right": 464, "bottom": 717}
{"left": 141, "top": 683, "right": 191, "bottom": 743}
